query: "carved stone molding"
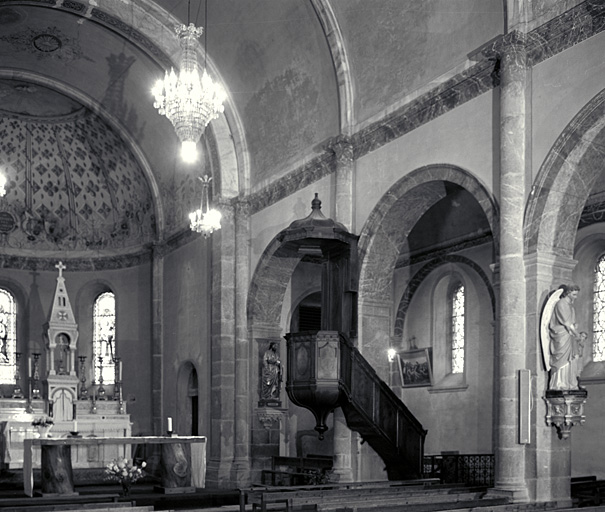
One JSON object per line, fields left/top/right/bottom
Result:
{"left": 544, "top": 389, "right": 588, "bottom": 440}
{"left": 256, "top": 408, "right": 283, "bottom": 430}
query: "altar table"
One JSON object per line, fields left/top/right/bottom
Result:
{"left": 23, "top": 436, "right": 207, "bottom": 497}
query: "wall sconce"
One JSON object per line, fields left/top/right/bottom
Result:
{"left": 388, "top": 348, "right": 397, "bottom": 363}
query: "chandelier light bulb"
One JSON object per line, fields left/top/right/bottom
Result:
{"left": 0, "top": 173, "right": 6, "bottom": 197}
{"left": 181, "top": 141, "right": 198, "bottom": 163}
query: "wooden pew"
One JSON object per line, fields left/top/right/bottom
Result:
{"left": 261, "top": 455, "right": 333, "bottom": 486}
{"left": 239, "top": 478, "right": 445, "bottom": 512}
{"left": 571, "top": 475, "right": 605, "bottom": 507}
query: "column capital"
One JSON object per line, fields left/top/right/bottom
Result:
{"left": 481, "top": 31, "right": 528, "bottom": 86}
{"left": 482, "top": 30, "right": 527, "bottom": 59}
{"left": 328, "top": 134, "right": 354, "bottom": 166}
{"left": 232, "top": 197, "right": 251, "bottom": 218}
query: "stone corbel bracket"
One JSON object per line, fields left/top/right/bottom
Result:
{"left": 544, "top": 389, "right": 588, "bottom": 440}
{"left": 257, "top": 409, "right": 283, "bottom": 430}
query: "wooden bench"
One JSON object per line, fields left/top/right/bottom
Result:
{"left": 0, "top": 494, "right": 123, "bottom": 512}
{"left": 261, "top": 456, "right": 333, "bottom": 486}
{"left": 239, "top": 479, "right": 445, "bottom": 512}
{"left": 571, "top": 475, "right": 605, "bottom": 507}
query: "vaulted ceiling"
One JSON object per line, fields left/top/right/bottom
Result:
{"left": 0, "top": 0, "right": 504, "bottom": 258}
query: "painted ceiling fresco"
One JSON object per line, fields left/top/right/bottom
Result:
{"left": 0, "top": 79, "right": 157, "bottom": 254}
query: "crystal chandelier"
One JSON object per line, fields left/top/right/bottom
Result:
{"left": 189, "top": 175, "right": 221, "bottom": 237}
{"left": 152, "top": 19, "right": 226, "bottom": 164}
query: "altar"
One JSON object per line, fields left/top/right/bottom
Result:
{"left": 23, "top": 436, "right": 207, "bottom": 497}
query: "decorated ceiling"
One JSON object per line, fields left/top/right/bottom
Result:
{"left": 0, "top": 0, "right": 507, "bottom": 258}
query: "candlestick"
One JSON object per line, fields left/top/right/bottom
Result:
{"left": 97, "top": 356, "right": 106, "bottom": 400}
{"left": 78, "top": 355, "right": 88, "bottom": 399}
{"left": 31, "top": 353, "right": 41, "bottom": 400}
{"left": 12, "top": 352, "right": 24, "bottom": 399}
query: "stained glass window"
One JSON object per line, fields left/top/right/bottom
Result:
{"left": 451, "top": 283, "right": 465, "bottom": 374}
{"left": 93, "top": 292, "right": 115, "bottom": 384}
{"left": 0, "top": 288, "right": 16, "bottom": 384}
{"left": 593, "top": 256, "right": 605, "bottom": 362}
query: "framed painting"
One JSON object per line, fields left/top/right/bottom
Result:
{"left": 397, "top": 348, "right": 433, "bottom": 387}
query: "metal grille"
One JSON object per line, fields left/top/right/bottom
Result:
{"left": 594, "top": 256, "right": 605, "bottom": 361}
{"left": 423, "top": 454, "right": 494, "bottom": 487}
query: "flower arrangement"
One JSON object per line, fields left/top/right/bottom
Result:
{"left": 31, "top": 416, "right": 54, "bottom": 427}
{"left": 105, "top": 457, "right": 146, "bottom": 488}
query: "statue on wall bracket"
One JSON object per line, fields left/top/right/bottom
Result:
{"left": 540, "top": 284, "right": 588, "bottom": 439}
{"left": 258, "top": 341, "right": 282, "bottom": 408}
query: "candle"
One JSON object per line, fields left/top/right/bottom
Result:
{"left": 119, "top": 360, "right": 122, "bottom": 382}
{"left": 73, "top": 420, "right": 77, "bottom": 432}
{"left": 167, "top": 417, "right": 172, "bottom": 432}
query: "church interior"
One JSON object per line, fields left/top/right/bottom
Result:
{"left": 0, "top": 0, "right": 605, "bottom": 510}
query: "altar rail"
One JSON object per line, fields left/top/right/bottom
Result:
{"left": 422, "top": 454, "right": 494, "bottom": 487}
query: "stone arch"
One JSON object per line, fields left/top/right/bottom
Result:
{"left": 247, "top": 237, "right": 304, "bottom": 329}
{"left": 393, "top": 255, "right": 496, "bottom": 343}
{"left": 525, "top": 88, "right": 605, "bottom": 258}
{"left": 358, "top": 164, "right": 499, "bottom": 304}
{"left": 309, "top": 0, "right": 354, "bottom": 135}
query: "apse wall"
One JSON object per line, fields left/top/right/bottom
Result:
{"left": 0, "top": 263, "right": 153, "bottom": 435}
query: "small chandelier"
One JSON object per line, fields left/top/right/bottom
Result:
{"left": 152, "top": 15, "right": 226, "bottom": 163}
{"left": 189, "top": 175, "right": 221, "bottom": 237}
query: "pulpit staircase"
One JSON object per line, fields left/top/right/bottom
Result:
{"left": 338, "top": 335, "right": 426, "bottom": 480}
{"left": 286, "top": 331, "right": 426, "bottom": 481}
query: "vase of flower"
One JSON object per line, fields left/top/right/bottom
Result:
{"left": 32, "top": 416, "right": 54, "bottom": 438}
{"left": 37, "top": 425, "right": 53, "bottom": 438}
{"left": 105, "top": 457, "right": 146, "bottom": 498}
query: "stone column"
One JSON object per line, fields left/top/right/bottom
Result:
{"left": 206, "top": 200, "right": 237, "bottom": 488}
{"left": 525, "top": 252, "right": 576, "bottom": 503}
{"left": 151, "top": 243, "right": 165, "bottom": 435}
{"left": 330, "top": 135, "right": 355, "bottom": 483}
{"left": 491, "top": 31, "right": 530, "bottom": 502}
{"left": 357, "top": 298, "right": 392, "bottom": 480}
{"left": 331, "top": 135, "right": 354, "bottom": 231}
{"left": 233, "top": 199, "right": 251, "bottom": 486}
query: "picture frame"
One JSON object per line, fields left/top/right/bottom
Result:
{"left": 397, "top": 347, "right": 433, "bottom": 387}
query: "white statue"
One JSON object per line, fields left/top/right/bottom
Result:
{"left": 540, "top": 284, "right": 586, "bottom": 391}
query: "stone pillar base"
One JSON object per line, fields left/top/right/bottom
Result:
{"left": 487, "top": 485, "right": 529, "bottom": 504}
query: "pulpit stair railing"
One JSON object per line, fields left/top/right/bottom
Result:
{"left": 286, "top": 331, "right": 427, "bottom": 480}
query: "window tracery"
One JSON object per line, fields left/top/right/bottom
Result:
{"left": 593, "top": 255, "right": 605, "bottom": 362}
{"left": 450, "top": 283, "right": 465, "bottom": 374}
{"left": 93, "top": 291, "right": 115, "bottom": 384}
{"left": 0, "top": 288, "right": 16, "bottom": 384}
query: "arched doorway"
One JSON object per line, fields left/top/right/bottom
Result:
{"left": 177, "top": 362, "right": 199, "bottom": 436}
